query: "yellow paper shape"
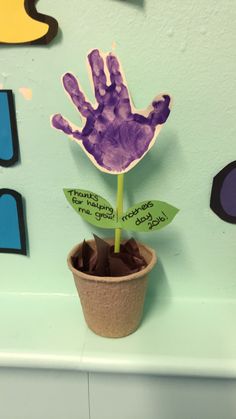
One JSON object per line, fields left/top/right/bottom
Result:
{"left": 0, "top": 0, "right": 58, "bottom": 44}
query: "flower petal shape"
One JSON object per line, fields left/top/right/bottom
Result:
{"left": 52, "top": 49, "right": 172, "bottom": 174}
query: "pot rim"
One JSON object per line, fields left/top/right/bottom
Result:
{"left": 67, "top": 239, "right": 157, "bottom": 283}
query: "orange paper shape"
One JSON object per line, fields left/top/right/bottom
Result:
{"left": 0, "top": 0, "right": 58, "bottom": 45}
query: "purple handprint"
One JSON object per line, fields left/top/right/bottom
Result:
{"left": 52, "top": 49, "right": 171, "bottom": 174}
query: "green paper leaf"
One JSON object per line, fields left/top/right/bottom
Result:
{"left": 64, "top": 188, "right": 116, "bottom": 229}
{"left": 120, "top": 200, "right": 179, "bottom": 232}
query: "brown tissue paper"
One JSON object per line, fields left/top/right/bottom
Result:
{"left": 72, "top": 235, "right": 147, "bottom": 277}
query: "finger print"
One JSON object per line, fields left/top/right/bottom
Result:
{"left": 63, "top": 73, "right": 94, "bottom": 118}
{"left": 88, "top": 49, "right": 108, "bottom": 102}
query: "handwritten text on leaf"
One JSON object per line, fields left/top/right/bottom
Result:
{"left": 64, "top": 189, "right": 116, "bottom": 229}
{"left": 120, "top": 200, "right": 179, "bottom": 232}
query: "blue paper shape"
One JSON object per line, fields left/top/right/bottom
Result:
{"left": 0, "top": 189, "right": 26, "bottom": 254}
{"left": 0, "top": 90, "right": 19, "bottom": 167}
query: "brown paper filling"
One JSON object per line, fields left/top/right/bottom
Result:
{"left": 72, "top": 235, "right": 147, "bottom": 277}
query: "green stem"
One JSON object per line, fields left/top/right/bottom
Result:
{"left": 114, "top": 173, "right": 124, "bottom": 253}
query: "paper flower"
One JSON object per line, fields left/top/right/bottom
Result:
{"left": 52, "top": 49, "right": 171, "bottom": 174}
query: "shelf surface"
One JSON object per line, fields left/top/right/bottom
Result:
{"left": 0, "top": 292, "right": 235, "bottom": 378}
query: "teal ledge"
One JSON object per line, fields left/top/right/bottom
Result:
{"left": 0, "top": 294, "right": 235, "bottom": 378}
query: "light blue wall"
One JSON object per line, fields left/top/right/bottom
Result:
{"left": 1, "top": 0, "right": 236, "bottom": 299}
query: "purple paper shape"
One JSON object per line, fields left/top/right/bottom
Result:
{"left": 210, "top": 161, "right": 236, "bottom": 223}
{"left": 52, "top": 49, "right": 171, "bottom": 174}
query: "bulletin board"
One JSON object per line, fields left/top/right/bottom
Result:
{"left": 1, "top": 0, "right": 236, "bottom": 301}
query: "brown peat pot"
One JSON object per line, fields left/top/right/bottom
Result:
{"left": 67, "top": 240, "right": 157, "bottom": 338}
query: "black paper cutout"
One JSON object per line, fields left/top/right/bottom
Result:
{"left": 0, "top": 90, "right": 19, "bottom": 167}
{"left": 210, "top": 161, "right": 236, "bottom": 224}
{"left": 0, "top": 189, "right": 27, "bottom": 255}
{"left": 24, "top": 0, "right": 58, "bottom": 44}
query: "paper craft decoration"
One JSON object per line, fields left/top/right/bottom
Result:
{"left": 0, "top": 90, "right": 19, "bottom": 167}
{"left": 0, "top": 0, "right": 58, "bottom": 45}
{"left": 52, "top": 49, "right": 178, "bottom": 253}
{"left": 210, "top": 161, "right": 236, "bottom": 223}
{"left": 64, "top": 189, "right": 116, "bottom": 229}
{"left": 64, "top": 189, "right": 179, "bottom": 232}
{"left": 52, "top": 49, "right": 172, "bottom": 174}
{"left": 0, "top": 189, "right": 27, "bottom": 254}
{"left": 73, "top": 236, "right": 147, "bottom": 277}
{"left": 120, "top": 200, "right": 179, "bottom": 232}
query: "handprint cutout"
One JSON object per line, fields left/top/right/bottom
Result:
{"left": 52, "top": 49, "right": 171, "bottom": 174}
